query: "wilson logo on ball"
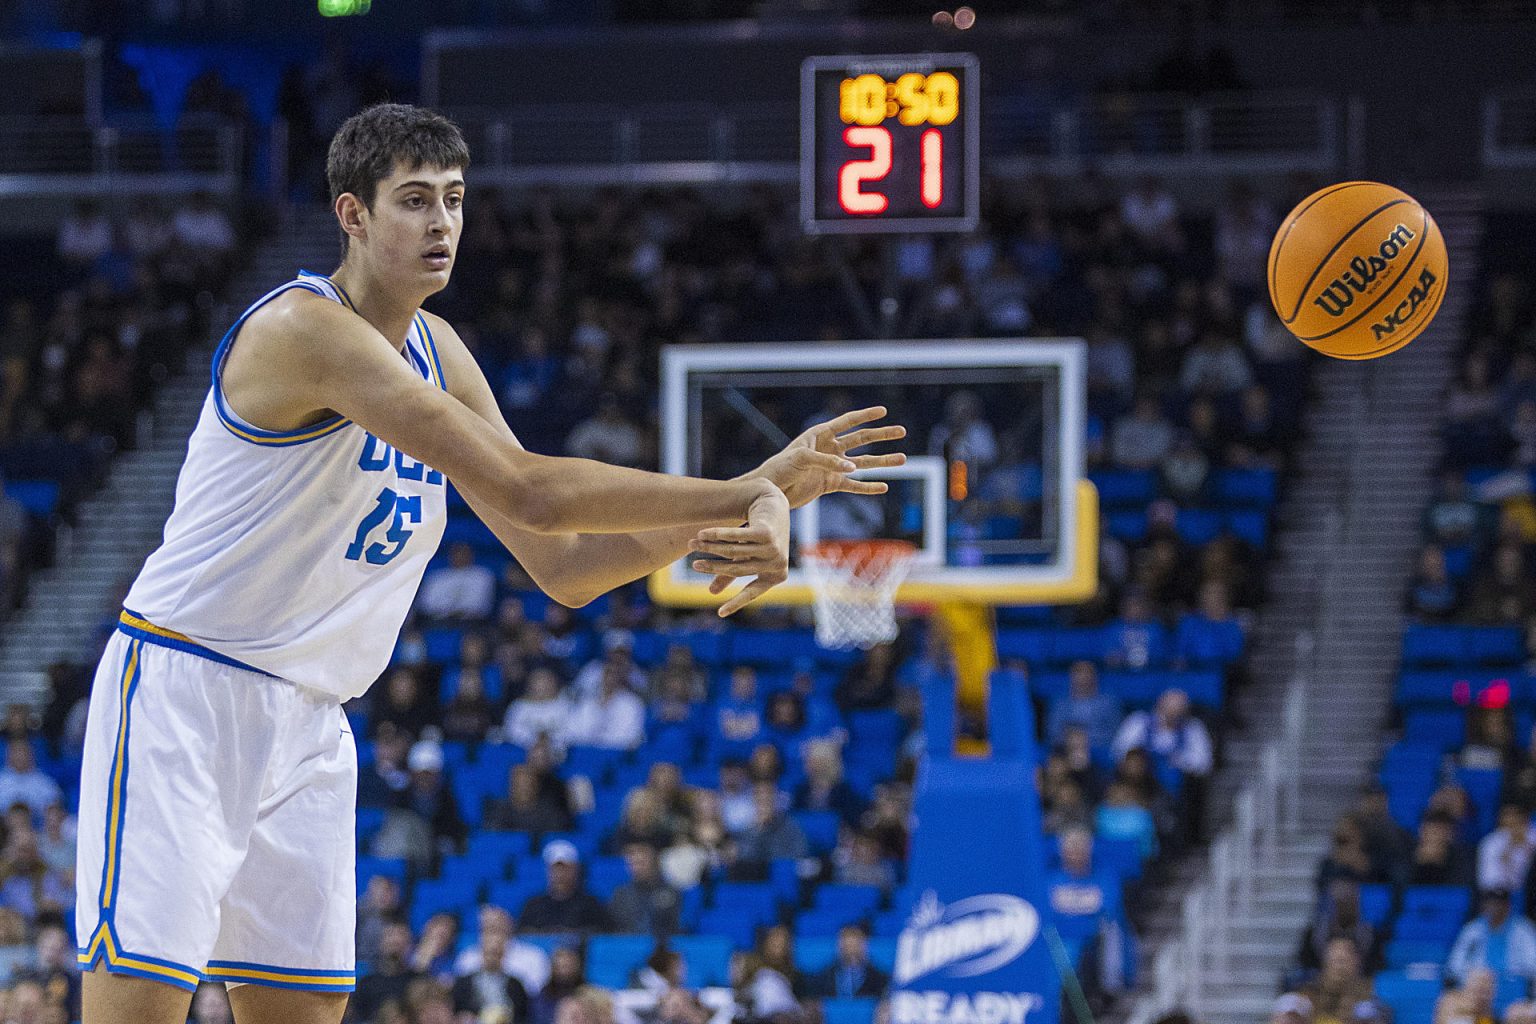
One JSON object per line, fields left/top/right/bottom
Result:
{"left": 1312, "top": 223, "right": 1416, "bottom": 317}
{"left": 1370, "top": 266, "right": 1439, "bottom": 342}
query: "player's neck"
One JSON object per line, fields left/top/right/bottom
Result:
{"left": 329, "top": 264, "right": 421, "bottom": 352}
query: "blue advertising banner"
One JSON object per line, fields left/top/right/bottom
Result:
{"left": 889, "top": 670, "right": 1061, "bottom": 1024}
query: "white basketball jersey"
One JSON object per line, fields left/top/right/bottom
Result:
{"left": 124, "top": 271, "right": 450, "bottom": 700}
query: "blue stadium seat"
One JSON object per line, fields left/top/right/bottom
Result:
{"left": 1455, "top": 766, "right": 1504, "bottom": 836}
{"left": 1088, "top": 469, "right": 1157, "bottom": 508}
{"left": 423, "top": 627, "right": 465, "bottom": 664}
{"left": 1211, "top": 468, "right": 1278, "bottom": 508}
{"left": 1357, "top": 884, "right": 1393, "bottom": 928}
{"left": 795, "top": 935, "right": 839, "bottom": 973}
{"left": 586, "top": 857, "right": 630, "bottom": 901}
{"left": 868, "top": 936, "right": 897, "bottom": 975}
{"left": 1396, "top": 670, "right": 1527, "bottom": 707}
{"left": 823, "top": 999, "right": 878, "bottom": 1024}
{"left": 798, "top": 906, "right": 871, "bottom": 935}
{"left": 1402, "top": 626, "right": 1472, "bottom": 666}
{"left": 6, "top": 480, "right": 58, "bottom": 518}
{"left": 488, "top": 879, "right": 543, "bottom": 917}
{"left": 769, "top": 859, "right": 802, "bottom": 906}
{"left": 1401, "top": 708, "right": 1466, "bottom": 750}
{"left": 1106, "top": 510, "right": 1148, "bottom": 542}
{"left": 439, "top": 853, "right": 507, "bottom": 888}
{"left": 872, "top": 909, "right": 907, "bottom": 937}
{"left": 814, "top": 884, "right": 883, "bottom": 918}
{"left": 1030, "top": 672, "right": 1072, "bottom": 703}
{"left": 356, "top": 807, "right": 386, "bottom": 846}
{"left": 586, "top": 934, "right": 655, "bottom": 989}
{"left": 1374, "top": 968, "right": 1442, "bottom": 1024}
{"left": 410, "top": 876, "right": 482, "bottom": 931}
{"left": 1049, "top": 628, "right": 1107, "bottom": 665}
{"left": 794, "top": 811, "right": 842, "bottom": 854}
{"left": 671, "top": 934, "right": 733, "bottom": 986}
{"left": 848, "top": 710, "right": 904, "bottom": 751}
{"left": 1470, "top": 627, "right": 1525, "bottom": 665}
{"left": 733, "top": 629, "right": 820, "bottom": 665}
{"left": 1497, "top": 974, "right": 1533, "bottom": 1015}
{"left": 1382, "top": 938, "right": 1450, "bottom": 968}
{"left": 697, "top": 907, "right": 765, "bottom": 948}
{"left": 1383, "top": 775, "right": 1437, "bottom": 831}
{"left": 995, "top": 629, "right": 1051, "bottom": 664}
{"left": 466, "top": 832, "right": 531, "bottom": 872}
{"left": 562, "top": 746, "right": 626, "bottom": 783}
{"left": 1394, "top": 887, "right": 1472, "bottom": 942}
{"left": 713, "top": 882, "right": 779, "bottom": 918}
{"left": 1225, "top": 510, "right": 1269, "bottom": 548}
{"left": 1175, "top": 509, "right": 1223, "bottom": 545}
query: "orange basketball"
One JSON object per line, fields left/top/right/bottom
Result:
{"left": 1267, "top": 181, "right": 1449, "bottom": 360}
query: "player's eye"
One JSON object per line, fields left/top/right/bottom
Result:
{"left": 447, "top": 195, "right": 463, "bottom": 209}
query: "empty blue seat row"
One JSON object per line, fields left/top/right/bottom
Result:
{"left": 1025, "top": 668, "right": 1223, "bottom": 710}
{"left": 1105, "top": 508, "right": 1270, "bottom": 547}
{"left": 1089, "top": 469, "right": 1277, "bottom": 510}
{"left": 1396, "top": 669, "right": 1528, "bottom": 707}
{"left": 1403, "top": 624, "right": 1524, "bottom": 667}
{"left": 7, "top": 479, "right": 58, "bottom": 518}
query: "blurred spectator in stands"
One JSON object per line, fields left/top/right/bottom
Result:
{"left": 1057, "top": 727, "right": 1106, "bottom": 805}
{"left": 171, "top": 192, "right": 237, "bottom": 288}
{"left": 409, "top": 912, "right": 459, "bottom": 980}
{"left": 1350, "top": 785, "right": 1413, "bottom": 884}
{"left": 1467, "top": 544, "right": 1536, "bottom": 625}
{"left": 439, "top": 667, "right": 496, "bottom": 744}
{"left": 0, "top": 739, "right": 57, "bottom": 821}
{"left": 1112, "top": 747, "right": 1176, "bottom": 843}
{"left": 1316, "top": 818, "right": 1377, "bottom": 892}
{"left": 1269, "top": 992, "right": 1312, "bottom": 1024}
{"left": 929, "top": 391, "right": 998, "bottom": 467}
{"left": 532, "top": 946, "right": 587, "bottom": 1024}
{"left": 418, "top": 543, "right": 497, "bottom": 622}
{"left": 660, "top": 791, "right": 728, "bottom": 889}
{"left": 1180, "top": 329, "right": 1254, "bottom": 398}
{"left": 1043, "top": 767, "right": 1094, "bottom": 838}
{"left": 1478, "top": 803, "right": 1536, "bottom": 892}
{"left": 1046, "top": 826, "right": 1131, "bottom": 998}
{"left": 755, "top": 925, "right": 802, "bottom": 998}
{"left": 794, "top": 740, "right": 863, "bottom": 826}
{"left": 1120, "top": 176, "right": 1182, "bottom": 253}
{"left": 574, "top": 634, "right": 646, "bottom": 701}
{"left": 1300, "top": 938, "right": 1374, "bottom": 1024}
{"left": 607, "top": 788, "right": 676, "bottom": 853}
{"left": 1104, "top": 590, "right": 1170, "bottom": 671}
{"left": 1110, "top": 396, "right": 1175, "bottom": 470}
{"left": 353, "top": 920, "right": 421, "bottom": 1023}
{"left": 485, "top": 763, "right": 574, "bottom": 835}
{"left": 0, "top": 823, "right": 69, "bottom": 921}
{"left": 358, "top": 722, "right": 411, "bottom": 809}
{"left": 735, "top": 781, "right": 807, "bottom": 874}
{"left": 402, "top": 976, "right": 457, "bottom": 1024}
{"left": 608, "top": 841, "right": 682, "bottom": 935}
{"left": 1408, "top": 544, "right": 1459, "bottom": 621}
{"left": 644, "top": 763, "right": 694, "bottom": 839}
{"left": 732, "top": 952, "right": 801, "bottom": 1023}
{"left": 1086, "top": 323, "right": 1136, "bottom": 413}
{"left": 862, "top": 783, "right": 911, "bottom": 861}
{"left": 56, "top": 201, "right": 112, "bottom": 271}
{"left": 18, "top": 923, "right": 78, "bottom": 1019}
{"left": 806, "top": 924, "right": 887, "bottom": 1000}
{"left": 520, "top": 840, "right": 613, "bottom": 933}
{"left": 1411, "top": 812, "right": 1476, "bottom": 887}
{"left": 764, "top": 692, "right": 808, "bottom": 759}
{"left": 1110, "top": 689, "right": 1212, "bottom": 839}
{"left": 835, "top": 643, "right": 899, "bottom": 712}
{"left": 505, "top": 667, "right": 573, "bottom": 753}
{"left": 1297, "top": 882, "right": 1377, "bottom": 976}
{"left": 1449, "top": 889, "right": 1536, "bottom": 985}
{"left": 451, "top": 907, "right": 536, "bottom": 1019}
{"left": 0, "top": 908, "right": 28, "bottom": 980}
{"left": 1047, "top": 661, "right": 1123, "bottom": 754}
{"left": 651, "top": 643, "right": 708, "bottom": 705}
{"left": 357, "top": 873, "right": 404, "bottom": 966}
{"left": 1463, "top": 707, "right": 1517, "bottom": 772}
{"left": 1435, "top": 967, "right": 1498, "bottom": 1024}
{"left": 372, "top": 666, "right": 438, "bottom": 740}
{"left": 123, "top": 200, "right": 172, "bottom": 264}
{"left": 72, "top": 334, "right": 135, "bottom": 447}
{"left": 974, "top": 261, "right": 1032, "bottom": 337}
{"left": 1235, "top": 386, "right": 1282, "bottom": 466}
{"left": 635, "top": 947, "right": 687, "bottom": 994}
{"left": 1215, "top": 185, "right": 1275, "bottom": 300}
{"left": 833, "top": 828, "right": 896, "bottom": 891}
{"left": 1176, "top": 580, "right": 1246, "bottom": 671}
{"left": 567, "top": 663, "right": 646, "bottom": 751}
{"left": 1446, "top": 354, "right": 1508, "bottom": 465}
{"left": 720, "top": 759, "right": 756, "bottom": 836}
{"left": 1159, "top": 433, "right": 1211, "bottom": 504}
{"left": 1095, "top": 780, "right": 1158, "bottom": 861}
{"left": 714, "top": 666, "right": 765, "bottom": 759}
{"left": 1429, "top": 783, "right": 1480, "bottom": 847}
{"left": 567, "top": 395, "right": 645, "bottom": 468}
{"left": 1426, "top": 471, "right": 1484, "bottom": 548}
{"left": 404, "top": 739, "right": 468, "bottom": 856}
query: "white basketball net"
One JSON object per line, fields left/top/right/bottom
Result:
{"left": 801, "top": 541, "right": 917, "bottom": 650}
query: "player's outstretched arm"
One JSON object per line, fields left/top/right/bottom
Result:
{"left": 268, "top": 295, "right": 787, "bottom": 537}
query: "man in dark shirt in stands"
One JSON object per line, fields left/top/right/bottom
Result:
{"left": 520, "top": 839, "right": 613, "bottom": 933}
{"left": 806, "top": 924, "right": 888, "bottom": 1000}
{"left": 609, "top": 841, "right": 681, "bottom": 935}
{"left": 351, "top": 920, "right": 421, "bottom": 1022}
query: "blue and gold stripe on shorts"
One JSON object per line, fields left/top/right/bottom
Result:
{"left": 116, "top": 610, "right": 274, "bottom": 677}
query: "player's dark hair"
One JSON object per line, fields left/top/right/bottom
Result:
{"left": 326, "top": 103, "right": 470, "bottom": 257}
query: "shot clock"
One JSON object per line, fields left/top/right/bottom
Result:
{"left": 800, "top": 53, "right": 979, "bottom": 234}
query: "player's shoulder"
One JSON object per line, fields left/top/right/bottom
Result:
{"left": 243, "top": 285, "right": 356, "bottom": 343}
{"left": 416, "top": 308, "right": 463, "bottom": 347}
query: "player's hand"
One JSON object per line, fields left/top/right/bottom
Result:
{"left": 746, "top": 406, "right": 907, "bottom": 510}
{"left": 692, "top": 486, "right": 791, "bottom": 616}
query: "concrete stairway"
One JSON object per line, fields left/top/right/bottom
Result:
{"left": 1122, "top": 186, "right": 1484, "bottom": 1024}
{"left": 0, "top": 207, "right": 340, "bottom": 704}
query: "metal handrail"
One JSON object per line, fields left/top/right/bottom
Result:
{"left": 0, "top": 113, "right": 242, "bottom": 195}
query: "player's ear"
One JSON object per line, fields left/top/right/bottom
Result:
{"left": 335, "top": 192, "right": 369, "bottom": 245}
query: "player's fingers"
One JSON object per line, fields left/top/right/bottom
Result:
{"left": 797, "top": 449, "right": 858, "bottom": 474}
{"left": 837, "top": 425, "right": 907, "bottom": 451}
{"left": 694, "top": 526, "right": 767, "bottom": 546}
{"left": 708, "top": 575, "right": 732, "bottom": 595}
{"left": 850, "top": 453, "right": 906, "bottom": 470}
{"left": 836, "top": 480, "right": 890, "bottom": 496}
{"left": 718, "top": 574, "right": 787, "bottom": 617}
{"left": 695, "top": 559, "right": 777, "bottom": 579}
{"left": 693, "top": 540, "right": 775, "bottom": 560}
{"left": 823, "top": 406, "right": 889, "bottom": 435}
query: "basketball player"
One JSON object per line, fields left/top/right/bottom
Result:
{"left": 76, "top": 103, "right": 904, "bottom": 1024}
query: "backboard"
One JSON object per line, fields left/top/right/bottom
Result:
{"left": 648, "top": 339, "right": 1098, "bottom": 607}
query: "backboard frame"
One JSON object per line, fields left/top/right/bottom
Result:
{"left": 648, "top": 339, "right": 1098, "bottom": 608}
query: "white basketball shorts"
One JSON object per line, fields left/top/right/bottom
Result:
{"left": 75, "top": 612, "right": 357, "bottom": 993}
